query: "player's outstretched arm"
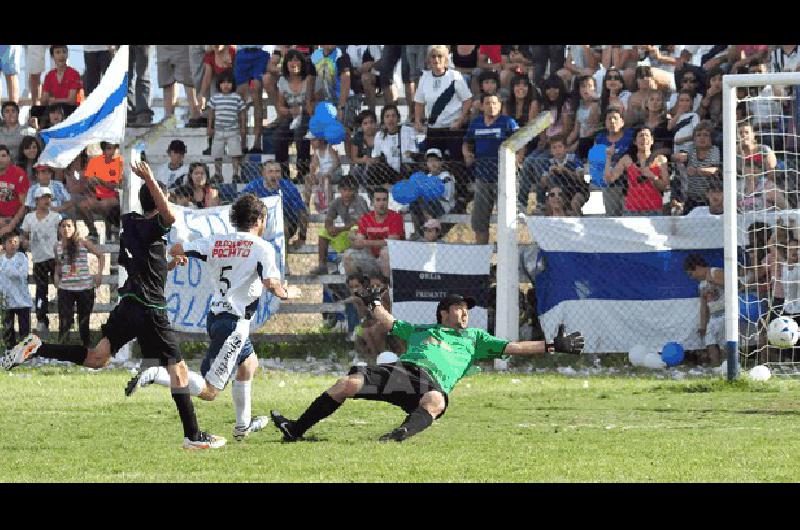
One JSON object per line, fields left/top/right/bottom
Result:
{"left": 131, "top": 160, "right": 176, "bottom": 227}
{"left": 262, "top": 278, "right": 302, "bottom": 300}
{"left": 356, "top": 286, "right": 395, "bottom": 331}
{"left": 504, "top": 324, "right": 585, "bottom": 356}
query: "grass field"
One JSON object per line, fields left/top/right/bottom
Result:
{"left": 2, "top": 366, "right": 800, "bottom": 482}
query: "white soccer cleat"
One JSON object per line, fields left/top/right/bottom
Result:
{"left": 182, "top": 431, "right": 226, "bottom": 450}
{"left": 233, "top": 415, "right": 270, "bottom": 441}
{"left": 3, "top": 334, "right": 42, "bottom": 370}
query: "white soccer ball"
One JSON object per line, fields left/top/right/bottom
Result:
{"left": 748, "top": 365, "right": 772, "bottom": 382}
{"left": 767, "top": 317, "right": 800, "bottom": 348}
{"left": 642, "top": 352, "right": 666, "bottom": 369}
{"left": 376, "top": 351, "right": 398, "bottom": 365}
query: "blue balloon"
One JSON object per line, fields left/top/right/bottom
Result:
{"left": 314, "top": 102, "right": 338, "bottom": 122}
{"left": 323, "top": 122, "right": 346, "bottom": 145}
{"left": 587, "top": 144, "right": 608, "bottom": 188}
{"left": 391, "top": 179, "right": 420, "bottom": 205}
{"left": 308, "top": 115, "right": 326, "bottom": 138}
{"left": 661, "top": 342, "right": 684, "bottom": 367}
{"left": 739, "top": 293, "right": 764, "bottom": 323}
{"left": 419, "top": 176, "right": 445, "bottom": 202}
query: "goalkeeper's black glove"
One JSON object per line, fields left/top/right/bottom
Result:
{"left": 548, "top": 324, "right": 585, "bottom": 355}
{"left": 355, "top": 286, "right": 385, "bottom": 309}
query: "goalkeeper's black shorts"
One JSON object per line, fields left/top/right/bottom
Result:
{"left": 347, "top": 361, "right": 449, "bottom": 418}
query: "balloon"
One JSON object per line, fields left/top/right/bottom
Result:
{"left": 391, "top": 179, "right": 420, "bottom": 205}
{"left": 419, "top": 176, "right": 445, "bottom": 201}
{"left": 739, "top": 293, "right": 763, "bottom": 323}
{"left": 308, "top": 115, "right": 327, "bottom": 138}
{"left": 587, "top": 144, "right": 608, "bottom": 188}
{"left": 748, "top": 365, "right": 771, "bottom": 381}
{"left": 376, "top": 351, "right": 398, "bottom": 364}
{"left": 660, "top": 342, "right": 684, "bottom": 367}
{"left": 323, "top": 122, "right": 346, "bottom": 145}
{"left": 628, "top": 344, "right": 648, "bottom": 367}
{"left": 314, "top": 102, "right": 338, "bottom": 122}
{"left": 642, "top": 352, "right": 666, "bottom": 369}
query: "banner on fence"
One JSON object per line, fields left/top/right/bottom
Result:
{"left": 388, "top": 241, "right": 494, "bottom": 330}
{"left": 527, "top": 216, "right": 724, "bottom": 354}
{"left": 161, "top": 196, "right": 285, "bottom": 333}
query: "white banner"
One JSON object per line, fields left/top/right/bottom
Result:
{"left": 163, "top": 197, "right": 285, "bottom": 333}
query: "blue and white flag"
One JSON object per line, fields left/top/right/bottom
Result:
{"left": 527, "top": 216, "right": 724, "bottom": 354}
{"left": 388, "top": 241, "right": 494, "bottom": 330}
{"left": 38, "top": 45, "right": 129, "bottom": 168}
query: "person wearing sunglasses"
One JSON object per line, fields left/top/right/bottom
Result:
{"left": 667, "top": 71, "right": 703, "bottom": 113}
{"left": 599, "top": 67, "right": 631, "bottom": 117}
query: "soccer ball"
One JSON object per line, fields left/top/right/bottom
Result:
{"left": 767, "top": 317, "right": 800, "bottom": 348}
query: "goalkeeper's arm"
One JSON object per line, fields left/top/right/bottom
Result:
{"left": 504, "top": 324, "right": 585, "bottom": 356}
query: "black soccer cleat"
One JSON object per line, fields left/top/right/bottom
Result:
{"left": 379, "top": 427, "right": 410, "bottom": 443}
{"left": 270, "top": 410, "right": 300, "bottom": 442}
{"left": 124, "top": 370, "right": 144, "bottom": 397}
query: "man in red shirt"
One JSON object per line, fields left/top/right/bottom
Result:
{"left": 0, "top": 144, "right": 29, "bottom": 238}
{"left": 343, "top": 187, "right": 404, "bottom": 279}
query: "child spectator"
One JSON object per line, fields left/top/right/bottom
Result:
{"left": 312, "top": 175, "right": 369, "bottom": 276}
{"left": 54, "top": 217, "right": 105, "bottom": 346}
{"left": 684, "top": 254, "right": 725, "bottom": 366}
{"left": 409, "top": 148, "right": 454, "bottom": 238}
{"left": 80, "top": 142, "right": 121, "bottom": 242}
{"left": 208, "top": 70, "right": 246, "bottom": 183}
{"left": 307, "top": 136, "right": 342, "bottom": 214}
{"left": 530, "top": 136, "right": 585, "bottom": 215}
{"left": 0, "top": 102, "right": 35, "bottom": 163}
{"left": 422, "top": 218, "right": 443, "bottom": 242}
{"left": 234, "top": 46, "right": 270, "bottom": 154}
{"left": 566, "top": 75, "right": 601, "bottom": 159}
{"left": 155, "top": 140, "right": 189, "bottom": 190}
{"left": 26, "top": 164, "right": 73, "bottom": 216}
{"left": 199, "top": 46, "right": 237, "bottom": 106}
{"left": 21, "top": 187, "right": 61, "bottom": 334}
{"left": 0, "top": 144, "right": 30, "bottom": 238}
{"left": 173, "top": 163, "right": 220, "bottom": 209}
{"left": 40, "top": 46, "right": 82, "bottom": 117}
{"left": 349, "top": 109, "right": 378, "bottom": 189}
{"left": 781, "top": 239, "right": 800, "bottom": 333}
{"left": 0, "top": 232, "right": 31, "bottom": 348}
{"left": 17, "top": 135, "right": 42, "bottom": 183}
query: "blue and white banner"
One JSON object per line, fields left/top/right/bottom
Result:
{"left": 162, "top": 197, "right": 285, "bottom": 333}
{"left": 38, "top": 45, "right": 129, "bottom": 168}
{"left": 527, "top": 216, "right": 724, "bottom": 354}
{"left": 388, "top": 241, "right": 494, "bottom": 330}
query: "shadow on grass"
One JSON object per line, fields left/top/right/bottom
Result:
{"left": 650, "top": 379, "right": 780, "bottom": 394}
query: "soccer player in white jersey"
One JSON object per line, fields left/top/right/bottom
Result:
{"left": 125, "top": 194, "right": 301, "bottom": 441}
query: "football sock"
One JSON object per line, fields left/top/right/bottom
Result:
{"left": 232, "top": 380, "right": 251, "bottom": 428}
{"left": 36, "top": 344, "right": 88, "bottom": 365}
{"left": 144, "top": 367, "right": 204, "bottom": 397}
{"left": 293, "top": 392, "right": 342, "bottom": 437}
{"left": 172, "top": 390, "right": 200, "bottom": 441}
{"left": 187, "top": 370, "right": 206, "bottom": 397}
{"left": 398, "top": 407, "right": 434, "bottom": 438}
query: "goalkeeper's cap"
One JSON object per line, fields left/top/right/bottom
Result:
{"left": 437, "top": 294, "right": 476, "bottom": 315}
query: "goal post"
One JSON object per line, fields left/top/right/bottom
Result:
{"left": 723, "top": 71, "right": 800, "bottom": 381}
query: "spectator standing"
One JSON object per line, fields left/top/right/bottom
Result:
{"left": 235, "top": 45, "right": 270, "bottom": 154}
{"left": 350, "top": 109, "right": 378, "bottom": 188}
{"left": 199, "top": 45, "right": 236, "bottom": 103}
{"left": 402, "top": 45, "right": 429, "bottom": 109}
{"left": 463, "top": 93, "right": 520, "bottom": 245}
{"left": 605, "top": 126, "right": 669, "bottom": 216}
{"left": 312, "top": 175, "right": 369, "bottom": 276}
{"left": 311, "top": 45, "right": 352, "bottom": 125}
{"left": 530, "top": 45, "right": 566, "bottom": 89}
{"left": 156, "top": 45, "right": 202, "bottom": 123}
{"left": 80, "top": 142, "right": 122, "bottom": 242}
{"left": 414, "top": 45, "right": 472, "bottom": 211}
{"left": 208, "top": 71, "right": 246, "bottom": 182}
{"left": 173, "top": 163, "right": 220, "bottom": 209}
{"left": 0, "top": 45, "right": 20, "bottom": 103}
{"left": 343, "top": 187, "right": 404, "bottom": 279}
{"left": 54, "top": 217, "right": 104, "bottom": 346}
{"left": 26, "top": 164, "right": 73, "bottom": 216}
{"left": 0, "top": 232, "right": 31, "bottom": 348}
{"left": 345, "top": 45, "right": 382, "bottom": 111}
{"left": 18, "top": 136, "right": 43, "bottom": 183}
{"left": 274, "top": 48, "right": 312, "bottom": 182}
{"left": 451, "top": 45, "right": 480, "bottom": 94}
{"left": 0, "top": 102, "right": 35, "bottom": 164}
{"left": 127, "top": 45, "right": 154, "bottom": 126}
{"left": 41, "top": 46, "right": 82, "bottom": 117}
{"left": 25, "top": 45, "right": 49, "bottom": 106}
{"left": 155, "top": 140, "right": 189, "bottom": 191}
{"left": 83, "top": 45, "right": 114, "bottom": 97}
{"left": 21, "top": 188, "right": 61, "bottom": 333}
{"left": 240, "top": 161, "right": 308, "bottom": 247}
{"left": 0, "top": 145, "right": 29, "bottom": 238}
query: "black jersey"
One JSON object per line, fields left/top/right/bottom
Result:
{"left": 117, "top": 212, "right": 171, "bottom": 308}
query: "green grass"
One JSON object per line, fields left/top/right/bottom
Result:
{"left": 3, "top": 367, "right": 800, "bottom": 482}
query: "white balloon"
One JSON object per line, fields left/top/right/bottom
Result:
{"left": 628, "top": 345, "right": 649, "bottom": 367}
{"left": 643, "top": 352, "right": 666, "bottom": 369}
{"left": 376, "top": 351, "right": 399, "bottom": 365}
{"left": 748, "top": 365, "right": 771, "bottom": 382}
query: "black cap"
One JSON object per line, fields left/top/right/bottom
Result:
{"left": 436, "top": 294, "right": 476, "bottom": 315}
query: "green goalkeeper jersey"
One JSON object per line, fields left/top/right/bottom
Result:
{"left": 390, "top": 319, "right": 510, "bottom": 394}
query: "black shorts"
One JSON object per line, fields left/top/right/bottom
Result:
{"left": 101, "top": 296, "right": 182, "bottom": 365}
{"left": 347, "top": 361, "right": 449, "bottom": 417}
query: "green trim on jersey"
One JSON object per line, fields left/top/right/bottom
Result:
{"left": 156, "top": 213, "right": 171, "bottom": 233}
{"left": 391, "top": 319, "right": 509, "bottom": 394}
{"left": 119, "top": 293, "right": 167, "bottom": 310}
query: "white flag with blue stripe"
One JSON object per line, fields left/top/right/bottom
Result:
{"left": 527, "top": 216, "right": 724, "bottom": 354}
{"left": 38, "top": 45, "right": 128, "bottom": 168}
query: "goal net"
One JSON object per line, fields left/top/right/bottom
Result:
{"left": 724, "top": 72, "right": 800, "bottom": 377}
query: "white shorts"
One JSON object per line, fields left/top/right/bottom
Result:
{"left": 704, "top": 314, "right": 725, "bottom": 348}
{"left": 211, "top": 129, "right": 242, "bottom": 159}
{"left": 25, "top": 45, "right": 47, "bottom": 75}
{"left": 0, "top": 45, "right": 21, "bottom": 76}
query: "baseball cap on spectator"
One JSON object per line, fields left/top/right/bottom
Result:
{"left": 35, "top": 187, "right": 53, "bottom": 199}
{"left": 423, "top": 218, "right": 441, "bottom": 231}
{"left": 34, "top": 164, "right": 54, "bottom": 172}
{"left": 425, "top": 148, "right": 443, "bottom": 159}
{"left": 168, "top": 140, "right": 187, "bottom": 154}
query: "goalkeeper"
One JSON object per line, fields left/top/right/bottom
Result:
{"left": 271, "top": 292, "right": 584, "bottom": 443}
